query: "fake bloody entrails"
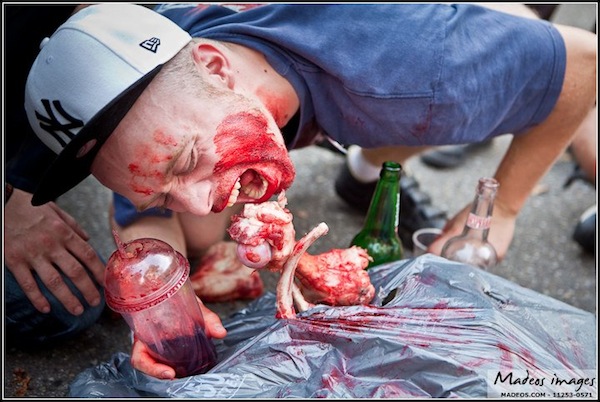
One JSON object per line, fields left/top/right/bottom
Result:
{"left": 227, "top": 191, "right": 375, "bottom": 317}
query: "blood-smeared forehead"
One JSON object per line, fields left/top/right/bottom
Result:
{"left": 213, "top": 111, "right": 295, "bottom": 187}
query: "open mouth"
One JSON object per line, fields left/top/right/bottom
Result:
{"left": 226, "top": 169, "right": 270, "bottom": 207}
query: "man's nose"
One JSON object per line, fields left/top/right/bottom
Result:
{"left": 170, "top": 182, "right": 213, "bottom": 215}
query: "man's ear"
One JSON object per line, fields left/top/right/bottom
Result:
{"left": 191, "top": 43, "right": 235, "bottom": 89}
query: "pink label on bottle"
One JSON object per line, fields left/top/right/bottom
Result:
{"left": 466, "top": 213, "right": 491, "bottom": 229}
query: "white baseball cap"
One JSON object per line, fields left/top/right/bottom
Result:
{"left": 25, "top": 3, "right": 192, "bottom": 205}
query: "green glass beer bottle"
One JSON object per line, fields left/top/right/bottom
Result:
{"left": 350, "top": 161, "right": 404, "bottom": 269}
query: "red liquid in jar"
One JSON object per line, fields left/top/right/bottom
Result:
{"left": 147, "top": 327, "right": 218, "bottom": 377}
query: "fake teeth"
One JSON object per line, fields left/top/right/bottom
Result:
{"left": 226, "top": 175, "right": 269, "bottom": 208}
{"left": 227, "top": 180, "right": 242, "bottom": 208}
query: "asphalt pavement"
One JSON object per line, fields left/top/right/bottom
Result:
{"left": 3, "top": 5, "right": 597, "bottom": 397}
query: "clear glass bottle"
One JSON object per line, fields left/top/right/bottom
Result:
{"left": 104, "top": 232, "right": 217, "bottom": 377}
{"left": 350, "top": 161, "right": 404, "bottom": 269}
{"left": 441, "top": 177, "right": 499, "bottom": 270}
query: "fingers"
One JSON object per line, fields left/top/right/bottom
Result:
{"left": 129, "top": 302, "right": 226, "bottom": 381}
{"left": 9, "top": 261, "right": 52, "bottom": 313}
{"left": 31, "top": 258, "right": 91, "bottom": 315}
{"left": 5, "top": 193, "right": 105, "bottom": 315}
{"left": 197, "top": 298, "right": 227, "bottom": 339}
{"left": 41, "top": 250, "right": 102, "bottom": 315}
{"left": 51, "top": 203, "right": 106, "bottom": 286}
{"left": 10, "top": 253, "right": 101, "bottom": 316}
{"left": 427, "top": 209, "right": 469, "bottom": 256}
{"left": 41, "top": 212, "right": 105, "bottom": 310}
{"left": 66, "top": 238, "right": 106, "bottom": 288}
{"left": 130, "top": 339, "right": 176, "bottom": 380}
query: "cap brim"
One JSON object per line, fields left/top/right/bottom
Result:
{"left": 31, "top": 65, "right": 163, "bottom": 206}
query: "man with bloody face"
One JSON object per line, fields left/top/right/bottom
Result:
{"left": 23, "top": 3, "right": 596, "bottom": 378}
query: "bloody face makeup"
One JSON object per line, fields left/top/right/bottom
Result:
{"left": 210, "top": 111, "right": 295, "bottom": 212}
{"left": 92, "top": 100, "right": 295, "bottom": 216}
{"left": 91, "top": 49, "right": 297, "bottom": 216}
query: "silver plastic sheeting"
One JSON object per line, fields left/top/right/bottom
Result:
{"left": 69, "top": 254, "right": 596, "bottom": 398}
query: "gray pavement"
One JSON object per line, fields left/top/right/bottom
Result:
{"left": 3, "top": 4, "right": 597, "bottom": 398}
{"left": 3, "top": 139, "right": 596, "bottom": 398}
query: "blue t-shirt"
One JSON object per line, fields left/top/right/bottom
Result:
{"left": 114, "top": 3, "right": 566, "bottom": 227}
{"left": 155, "top": 3, "right": 565, "bottom": 148}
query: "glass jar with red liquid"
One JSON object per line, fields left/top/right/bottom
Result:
{"left": 104, "top": 232, "right": 217, "bottom": 377}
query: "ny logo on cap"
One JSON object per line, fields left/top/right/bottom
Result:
{"left": 35, "top": 99, "right": 84, "bottom": 148}
{"left": 140, "top": 37, "right": 161, "bottom": 53}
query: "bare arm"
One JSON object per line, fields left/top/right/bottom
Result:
{"left": 430, "top": 23, "right": 597, "bottom": 260}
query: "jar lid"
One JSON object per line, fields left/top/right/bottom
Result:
{"left": 104, "top": 236, "right": 190, "bottom": 313}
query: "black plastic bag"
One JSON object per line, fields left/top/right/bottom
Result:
{"left": 70, "top": 254, "right": 596, "bottom": 398}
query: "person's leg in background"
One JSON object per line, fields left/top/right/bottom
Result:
{"left": 109, "top": 193, "right": 262, "bottom": 301}
{"left": 566, "top": 106, "right": 596, "bottom": 255}
{"left": 548, "top": 4, "right": 596, "bottom": 255}
{"left": 568, "top": 107, "right": 596, "bottom": 183}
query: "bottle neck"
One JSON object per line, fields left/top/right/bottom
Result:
{"left": 363, "top": 186, "right": 400, "bottom": 232}
{"left": 461, "top": 178, "right": 498, "bottom": 239}
{"left": 362, "top": 163, "right": 401, "bottom": 233}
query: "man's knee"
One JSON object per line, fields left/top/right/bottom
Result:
{"left": 4, "top": 265, "right": 105, "bottom": 348}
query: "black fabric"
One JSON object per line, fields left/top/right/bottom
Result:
{"left": 4, "top": 5, "right": 77, "bottom": 194}
{"left": 280, "top": 111, "right": 300, "bottom": 149}
{"left": 526, "top": 4, "right": 558, "bottom": 20}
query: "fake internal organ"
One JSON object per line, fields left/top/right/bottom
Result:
{"left": 228, "top": 192, "right": 296, "bottom": 271}
{"left": 189, "top": 241, "right": 264, "bottom": 302}
{"left": 227, "top": 192, "right": 375, "bottom": 317}
{"left": 295, "top": 246, "right": 373, "bottom": 306}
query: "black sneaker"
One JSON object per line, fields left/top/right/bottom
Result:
{"left": 563, "top": 162, "right": 595, "bottom": 189}
{"left": 334, "top": 163, "right": 447, "bottom": 249}
{"left": 573, "top": 204, "right": 596, "bottom": 255}
{"left": 419, "top": 145, "right": 469, "bottom": 169}
{"left": 420, "top": 140, "right": 493, "bottom": 170}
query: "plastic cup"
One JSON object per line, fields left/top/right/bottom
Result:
{"left": 105, "top": 236, "right": 217, "bottom": 377}
{"left": 412, "top": 228, "right": 443, "bottom": 257}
